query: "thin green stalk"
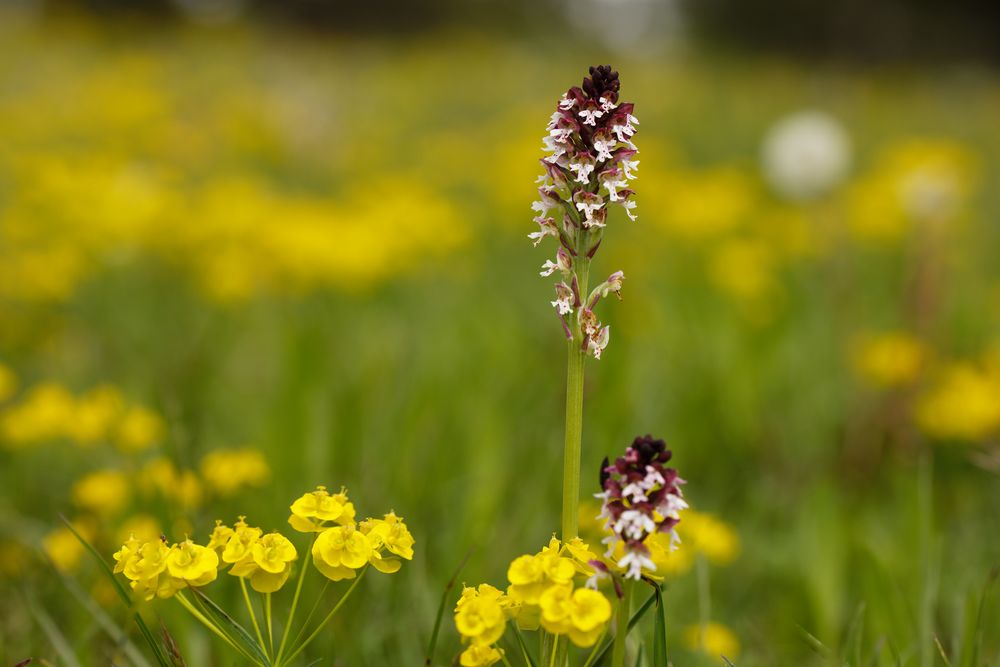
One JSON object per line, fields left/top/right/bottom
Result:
{"left": 561, "top": 253, "right": 590, "bottom": 541}
{"left": 176, "top": 592, "right": 258, "bottom": 664}
{"left": 611, "top": 579, "right": 634, "bottom": 667}
{"left": 282, "top": 566, "right": 368, "bottom": 665}
{"left": 288, "top": 580, "right": 332, "bottom": 652}
{"left": 548, "top": 635, "right": 560, "bottom": 667}
{"left": 581, "top": 625, "right": 609, "bottom": 667}
{"left": 241, "top": 578, "right": 268, "bottom": 660}
{"left": 276, "top": 539, "right": 315, "bottom": 664}
{"left": 265, "top": 592, "right": 274, "bottom": 655}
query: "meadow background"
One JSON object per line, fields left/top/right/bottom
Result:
{"left": 1, "top": 1, "right": 999, "bottom": 665}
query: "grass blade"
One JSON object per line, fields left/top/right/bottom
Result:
{"left": 189, "top": 586, "right": 271, "bottom": 666}
{"left": 651, "top": 584, "right": 667, "bottom": 667}
{"left": 424, "top": 546, "right": 474, "bottom": 666}
{"left": 592, "top": 585, "right": 660, "bottom": 666}
{"left": 58, "top": 515, "right": 172, "bottom": 667}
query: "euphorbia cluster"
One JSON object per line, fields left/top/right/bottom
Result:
{"left": 597, "top": 435, "right": 687, "bottom": 580}
{"left": 454, "top": 538, "right": 612, "bottom": 666}
{"left": 532, "top": 64, "right": 639, "bottom": 360}
{"left": 111, "top": 485, "right": 414, "bottom": 666}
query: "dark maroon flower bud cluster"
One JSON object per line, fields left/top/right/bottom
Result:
{"left": 595, "top": 435, "right": 687, "bottom": 580}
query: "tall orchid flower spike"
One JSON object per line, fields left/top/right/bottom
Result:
{"left": 531, "top": 65, "right": 640, "bottom": 543}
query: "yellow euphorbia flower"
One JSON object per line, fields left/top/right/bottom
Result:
{"left": 289, "top": 486, "right": 356, "bottom": 532}
{"left": 248, "top": 532, "right": 297, "bottom": 593}
{"left": 206, "top": 520, "right": 234, "bottom": 553}
{"left": 44, "top": 521, "right": 95, "bottom": 572}
{"left": 311, "top": 524, "right": 371, "bottom": 581}
{"left": 222, "top": 517, "right": 263, "bottom": 574}
{"left": 459, "top": 644, "right": 503, "bottom": 667}
{"left": 538, "top": 586, "right": 611, "bottom": 647}
{"left": 359, "top": 511, "right": 415, "bottom": 573}
{"left": 916, "top": 362, "right": 1000, "bottom": 442}
{"left": 507, "top": 540, "right": 575, "bottom": 605}
{"left": 166, "top": 540, "right": 219, "bottom": 586}
{"left": 454, "top": 589, "right": 506, "bottom": 646}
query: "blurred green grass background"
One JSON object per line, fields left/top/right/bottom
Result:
{"left": 1, "top": 14, "right": 999, "bottom": 667}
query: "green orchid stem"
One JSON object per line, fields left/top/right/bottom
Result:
{"left": 240, "top": 578, "right": 268, "bottom": 661}
{"left": 561, "top": 257, "right": 590, "bottom": 541}
{"left": 275, "top": 537, "right": 315, "bottom": 665}
{"left": 282, "top": 566, "right": 368, "bottom": 666}
{"left": 610, "top": 579, "right": 634, "bottom": 667}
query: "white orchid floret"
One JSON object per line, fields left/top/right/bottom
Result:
{"left": 621, "top": 158, "right": 640, "bottom": 180}
{"left": 600, "top": 271, "right": 625, "bottom": 299}
{"left": 588, "top": 325, "right": 610, "bottom": 360}
{"left": 610, "top": 123, "right": 635, "bottom": 143}
{"left": 542, "top": 135, "right": 568, "bottom": 163}
{"left": 615, "top": 510, "right": 657, "bottom": 541}
{"left": 618, "top": 548, "right": 656, "bottom": 581}
{"left": 578, "top": 107, "right": 604, "bottom": 126}
{"left": 642, "top": 465, "right": 665, "bottom": 489}
{"left": 574, "top": 192, "right": 604, "bottom": 221}
{"left": 622, "top": 198, "right": 637, "bottom": 221}
{"left": 599, "top": 96, "right": 617, "bottom": 112}
{"left": 528, "top": 216, "right": 558, "bottom": 247}
{"left": 567, "top": 153, "right": 596, "bottom": 185}
{"left": 657, "top": 494, "right": 689, "bottom": 520}
{"left": 558, "top": 95, "right": 576, "bottom": 111}
{"left": 601, "top": 173, "right": 629, "bottom": 201}
{"left": 621, "top": 482, "right": 648, "bottom": 503}
{"left": 551, "top": 282, "right": 575, "bottom": 316}
{"left": 593, "top": 133, "right": 616, "bottom": 162}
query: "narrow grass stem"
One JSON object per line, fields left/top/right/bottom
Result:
{"left": 610, "top": 579, "right": 634, "bottom": 667}
{"left": 240, "top": 577, "right": 268, "bottom": 660}
{"left": 282, "top": 566, "right": 368, "bottom": 665}
{"left": 548, "top": 635, "right": 560, "bottom": 667}
{"left": 265, "top": 592, "right": 274, "bottom": 655}
{"left": 561, "top": 253, "right": 590, "bottom": 541}
{"left": 176, "top": 592, "right": 260, "bottom": 665}
{"left": 581, "top": 626, "right": 608, "bottom": 667}
{"left": 276, "top": 538, "right": 315, "bottom": 664}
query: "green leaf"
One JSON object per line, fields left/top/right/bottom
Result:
{"left": 593, "top": 586, "right": 660, "bottom": 666}
{"left": 424, "top": 546, "right": 473, "bottom": 667}
{"left": 189, "top": 586, "right": 272, "bottom": 666}
{"left": 59, "top": 514, "right": 173, "bottom": 667}
{"left": 843, "top": 602, "right": 866, "bottom": 667}
{"left": 651, "top": 584, "right": 667, "bottom": 667}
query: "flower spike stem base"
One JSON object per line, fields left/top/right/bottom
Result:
{"left": 561, "top": 293, "right": 588, "bottom": 541}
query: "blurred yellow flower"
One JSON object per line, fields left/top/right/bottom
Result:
{"left": 708, "top": 238, "right": 778, "bottom": 302}
{"left": 0, "top": 363, "right": 18, "bottom": 403}
{"left": 116, "top": 405, "right": 165, "bottom": 452}
{"left": 199, "top": 447, "right": 270, "bottom": 496}
{"left": 916, "top": 362, "right": 1000, "bottom": 441}
{"left": 684, "top": 622, "right": 741, "bottom": 658}
{"left": 117, "top": 514, "right": 162, "bottom": 544}
{"left": 682, "top": 510, "right": 741, "bottom": 566}
{"left": 648, "top": 166, "right": 756, "bottom": 241}
{"left": 43, "top": 520, "right": 96, "bottom": 572}
{"left": 72, "top": 469, "right": 131, "bottom": 515}
{"left": 852, "top": 331, "right": 926, "bottom": 388}
{"left": 0, "top": 382, "right": 75, "bottom": 445}
{"left": 848, "top": 140, "right": 978, "bottom": 244}
{"left": 70, "top": 385, "right": 124, "bottom": 445}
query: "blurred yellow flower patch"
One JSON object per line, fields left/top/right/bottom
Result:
{"left": 852, "top": 331, "right": 926, "bottom": 388}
